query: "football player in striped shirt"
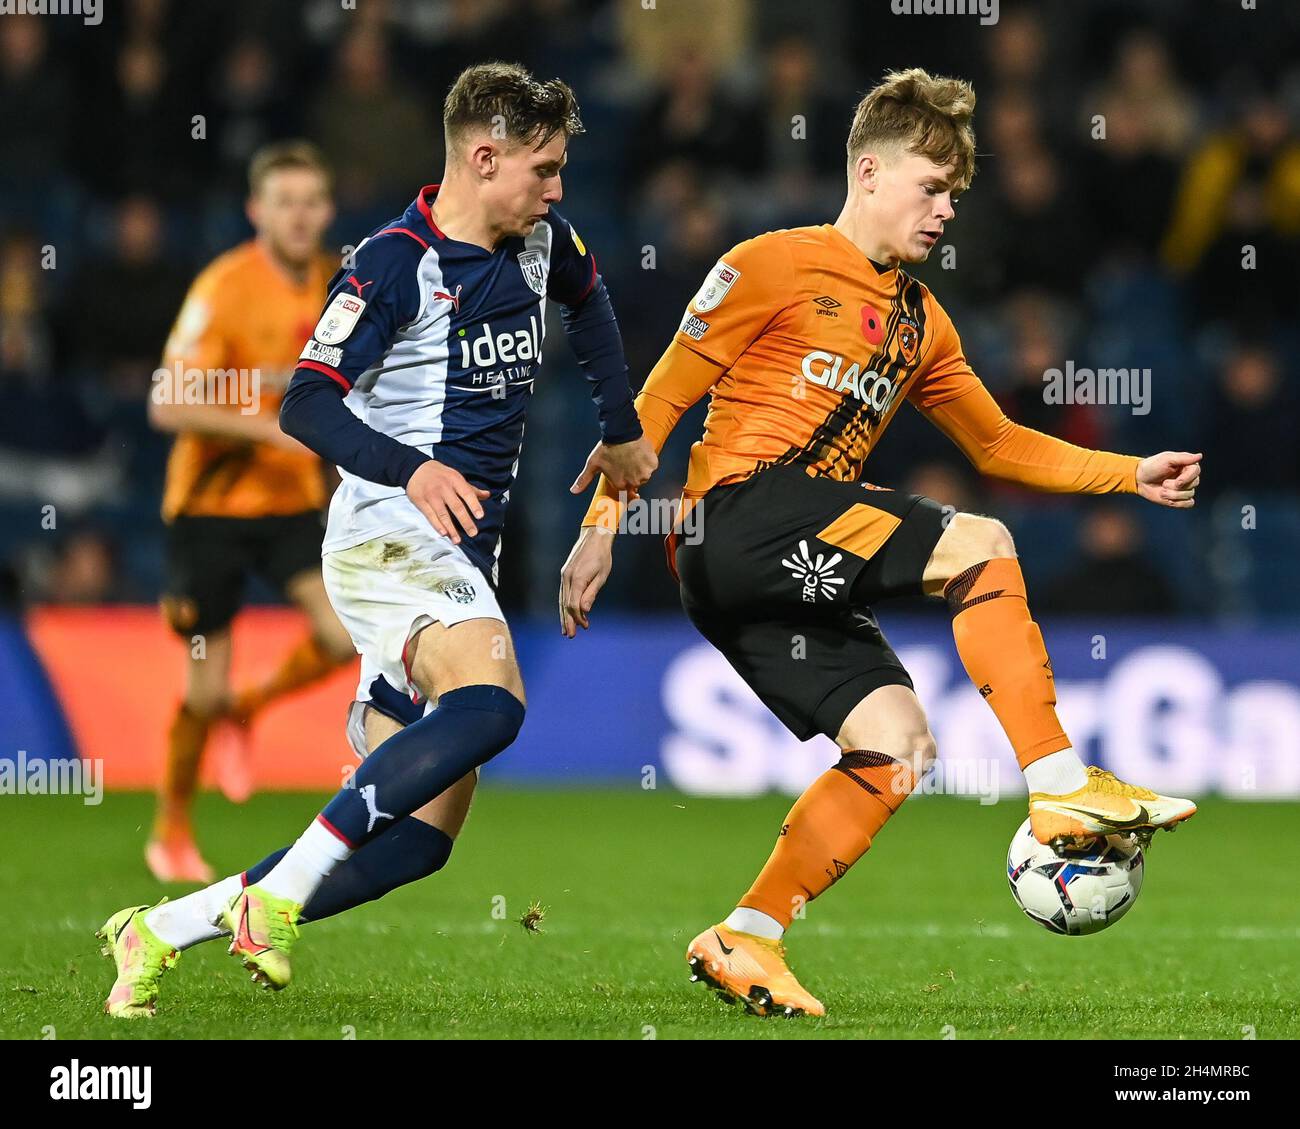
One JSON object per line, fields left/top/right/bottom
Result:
{"left": 98, "top": 63, "right": 655, "bottom": 1017}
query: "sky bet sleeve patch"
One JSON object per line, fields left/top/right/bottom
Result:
{"left": 691, "top": 261, "right": 740, "bottom": 313}
{"left": 313, "top": 292, "right": 367, "bottom": 345}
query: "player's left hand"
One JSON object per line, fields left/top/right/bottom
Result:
{"left": 1136, "top": 451, "right": 1202, "bottom": 508}
{"left": 559, "top": 526, "right": 615, "bottom": 637}
{"left": 570, "top": 436, "right": 657, "bottom": 496}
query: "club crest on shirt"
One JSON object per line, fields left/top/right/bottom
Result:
{"left": 692, "top": 261, "right": 740, "bottom": 313}
{"left": 517, "top": 250, "right": 546, "bottom": 296}
{"left": 314, "top": 292, "right": 366, "bottom": 344}
{"left": 897, "top": 317, "right": 921, "bottom": 364}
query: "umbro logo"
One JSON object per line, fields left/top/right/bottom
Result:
{"left": 813, "top": 295, "right": 841, "bottom": 317}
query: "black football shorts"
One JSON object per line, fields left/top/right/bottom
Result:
{"left": 162, "top": 511, "right": 325, "bottom": 637}
{"left": 675, "top": 464, "right": 948, "bottom": 741}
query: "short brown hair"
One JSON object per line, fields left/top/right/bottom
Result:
{"left": 846, "top": 68, "right": 977, "bottom": 190}
{"left": 443, "top": 61, "right": 584, "bottom": 151}
{"left": 248, "top": 140, "right": 332, "bottom": 196}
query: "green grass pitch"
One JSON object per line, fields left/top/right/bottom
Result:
{"left": 3, "top": 790, "right": 1296, "bottom": 1039}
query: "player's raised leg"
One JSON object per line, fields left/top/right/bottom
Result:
{"left": 147, "top": 621, "right": 231, "bottom": 884}
{"left": 688, "top": 685, "right": 933, "bottom": 1017}
{"left": 921, "top": 512, "right": 1195, "bottom": 848}
{"left": 223, "top": 616, "right": 523, "bottom": 989}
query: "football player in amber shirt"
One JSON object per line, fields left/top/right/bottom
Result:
{"left": 562, "top": 70, "right": 1203, "bottom": 1017}
{"left": 147, "top": 143, "right": 355, "bottom": 883}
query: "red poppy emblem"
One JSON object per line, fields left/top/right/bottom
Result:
{"left": 860, "top": 304, "right": 885, "bottom": 345}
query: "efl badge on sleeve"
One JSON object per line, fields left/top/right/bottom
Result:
{"left": 314, "top": 293, "right": 366, "bottom": 344}
{"left": 517, "top": 251, "right": 547, "bottom": 296}
{"left": 692, "top": 261, "right": 740, "bottom": 313}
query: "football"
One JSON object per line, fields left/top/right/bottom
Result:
{"left": 1006, "top": 818, "right": 1144, "bottom": 935}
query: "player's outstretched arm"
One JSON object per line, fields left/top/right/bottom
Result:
{"left": 908, "top": 293, "right": 1206, "bottom": 503}
{"left": 1134, "top": 450, "right": 1202, "bottom": 508}
{"left": 920, "top": 382, "right": 1203, "bottom": 505}
{"left": 559, "top": 341, "right": 720, "bottom": 636}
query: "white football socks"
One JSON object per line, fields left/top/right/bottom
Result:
{"left": 257, "top": 818, "right": 352, "bottom": 906}
{"left": 724, "top": 907, "right": 785, "bottom": 940}
{"left": 143, "top": 874, "right": 243, "bottom": 950}
{"left": 1023, "top": 747, "right": 1088, "bottom": 795}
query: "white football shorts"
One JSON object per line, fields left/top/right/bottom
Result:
{"left": 323, "top": 523, "right": 505, "bottom": 717}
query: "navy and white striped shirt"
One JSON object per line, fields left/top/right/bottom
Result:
{"left": 282, "top": 184, "right": 641, "bottom": 581}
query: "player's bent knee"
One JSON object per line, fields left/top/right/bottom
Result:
{"left": 182, "top": 689, "right": 228, "bottom": 720}
{"left": 913, "top": 731, "right": 938, "bottom": 778}
{"left": 962, "top": 514, "right": 1015, "bottom": 561}
{"left": 935, "top": 513, "right": 1016, "bottom": 580}
{"left": 437, "top": 684, "right": 526, "bottom": 754}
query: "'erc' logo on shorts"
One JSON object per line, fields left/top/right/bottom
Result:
{"left": 781, "top": 540, "right": 846, "bottom": 602}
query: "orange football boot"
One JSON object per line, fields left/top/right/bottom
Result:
{"left": 686, "top": 923, "right": 825, "bottom": 1018}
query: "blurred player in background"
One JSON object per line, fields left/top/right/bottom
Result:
{"left": 147, "top": 142, "right": 355, "bottom": 883}
{"left": 98, "top": 63, "right": 656, "bottom": 1017}
{"left": 562, "top": 68, "right": 1201, "bottom": 1017}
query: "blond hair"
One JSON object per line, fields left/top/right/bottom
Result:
{"left": 846, "top": 68, "right": 976, "bottom": 190}
{"left": 248, "top": 140, "right": 332, "bottom": 197}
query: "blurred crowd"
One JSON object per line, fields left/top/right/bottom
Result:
{"left": 2, "top": 0, "right": 1298, "bottom": 621}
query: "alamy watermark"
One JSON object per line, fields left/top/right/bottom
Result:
{"left": 50, "top": 1061, "right": 150, "bottom": 1109}
{"left": 587, "top": 494, "right": 703, "bottom": 545}
{"left": 0, "top": 0, "right": 102, "bottom": 25}
{"left": 891, "top": 0, "right": 999, "bottom": 26}
{"left": 151, "top": 362, "right": 261, "bottom": 416}
{"left": 1043, "top": 361, "right": 1150, "bottom": 416}
{"left": 1, "top": 751, "right": 103, "bottom": 805}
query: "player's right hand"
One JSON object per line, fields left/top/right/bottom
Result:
{"left": 559, "top": 526, "right": 615, "bottom": 637}
{"left": 406, "top": 460, "right": 490, "bottom": 545}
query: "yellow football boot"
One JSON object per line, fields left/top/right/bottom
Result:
{"left": 1030, "top": 765, "right": 1196, "bottom": 851}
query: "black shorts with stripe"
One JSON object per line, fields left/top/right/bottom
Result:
{"left": 675, "top": 464, "right": 948, "bottom": 741}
